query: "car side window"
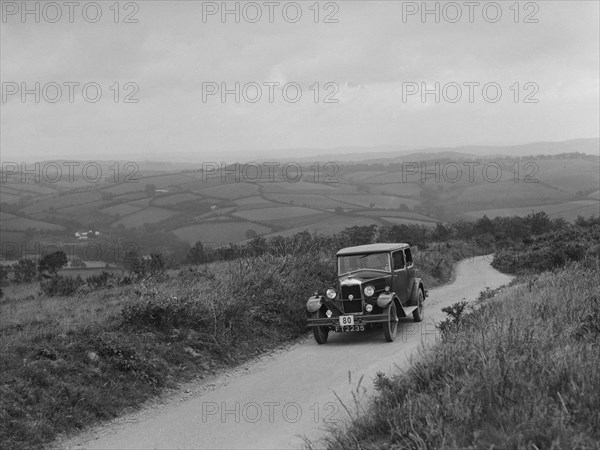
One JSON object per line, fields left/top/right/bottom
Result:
{"left": 405, "top": 248, "right": 413, "bottom": 267}
{"left": 392, "top": 251, "right": 405, "bottom": 270}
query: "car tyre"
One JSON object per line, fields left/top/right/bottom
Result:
{"left": 383, "top": 301, "right": 398, "bottom": 342}
{"left": 413, "top": 289, "right": 424, "bottom": 322}
{"left": 312, "top": 311, "right": 329, "bottom": 345}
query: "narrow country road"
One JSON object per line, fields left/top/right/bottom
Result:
{"left": 62, "top": 255, "right": 513, "bottom": 450}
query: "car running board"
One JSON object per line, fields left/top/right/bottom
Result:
{"left": 402, "top": 306, "right": 418, "bottom": 316}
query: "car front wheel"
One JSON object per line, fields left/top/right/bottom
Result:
{"left": 413, "top": 289, "right": 424, "bottom": 322}
{"left": 312, "top": 311, "right": 329, "bottom": 345}
{"left": 383, "top": 301, "right": 398, "bottom": 342}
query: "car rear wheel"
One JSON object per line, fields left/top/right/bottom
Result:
{"left": 383, "top": 301, "right": 398, "bottom": 342}
{"left": 413, "top": 289, "right": 424, "bottom": 322}
{"left": 312, "top": 311, "right": 329, "bottom": 345}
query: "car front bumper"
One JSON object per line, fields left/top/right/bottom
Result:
{"left": 307, "top": 313, "right": 389, "bottom": 328}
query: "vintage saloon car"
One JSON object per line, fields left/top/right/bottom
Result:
{"left": 306, "top": 243, "right": 428, "bottom": 344}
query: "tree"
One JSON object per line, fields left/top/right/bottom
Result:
{"left": 245, "top": 229, "right": 258, "bottom": 240}
{"left": 38, "top": 251, "right": 68, "bottom": 276}
{"left": 187, "top": 241, "right": 206, "bottom": 265}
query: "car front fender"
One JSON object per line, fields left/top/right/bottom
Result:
{"left": 306, "top": 295, "right": 324, "bottom": 313}
{"left": 376, "top": 292, "right": 395, "bottom": 308}
{"left": 409, "top": 278, "right": 424, "bottom": 305}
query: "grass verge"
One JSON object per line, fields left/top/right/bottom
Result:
{"left": 317, "top": 257, "right": 600, "bottom": 449}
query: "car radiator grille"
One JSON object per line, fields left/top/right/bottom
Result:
{"left": 341, "top": 285, "right": 361, "bottom": 300}
{"left": 342, "top": 300, "right": 363, "bottom": 314}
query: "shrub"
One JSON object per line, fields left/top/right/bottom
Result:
{"left": 85, "top": 271, "right": 119, "bottom": 290}
{"left": 12, "top": 258, "right": 37, "bottom": 283}
{"left": 492, "top": 225, "right": 599, "bottom": 275}
{"left": 39, "top": 275, "right": 84, "bottom": 297}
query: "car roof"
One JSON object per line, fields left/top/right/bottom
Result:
{"left": 336, "top": 243, "right": 409, "bottom": 256}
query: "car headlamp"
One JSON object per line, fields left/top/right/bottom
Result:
{"left": 364, "top": 285, "right": 375, "bottom": 297}
{"left": 326, "top": 288, "right": 337, "bottom": 300}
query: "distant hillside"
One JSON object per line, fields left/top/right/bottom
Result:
{"left": 1, "top": 142, "right": 598, "bottom": 263}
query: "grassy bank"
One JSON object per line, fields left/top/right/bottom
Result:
{"left": 0, "top": 239, "right": 478, "bottom": 450}
{"left": 318, "top": 258, "right": 600, "bottom": 449}
{"left": 0, "top": 251, "right": 337, "bottom": 450}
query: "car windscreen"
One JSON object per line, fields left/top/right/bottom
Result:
{"left": 338, "top": 253, "right": 390, "bottom": 275}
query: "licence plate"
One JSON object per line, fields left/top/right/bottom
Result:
{"left": 335, "top": 325, "right": 365, "bottom": 332}
{"left": 339, "top": 315, "right": 354, "bottom": 326}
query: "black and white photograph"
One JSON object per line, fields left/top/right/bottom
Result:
{"left": 1, "top": 1, "right": 599, "bottom": 449}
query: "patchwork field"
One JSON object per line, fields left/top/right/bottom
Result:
{"left": 234, "top": 196, "right": 280, "bottom": 210}
{"left": 232, "top": 206, "right": 324, "bottom": 223}
{"left": 193, "top": 182, "right": 260, "bottom": 199}
{"left": 330, "top": 194, "right": 418, "bottom": 210}
{"left": 152, "top": 192, "right": 201, "bottom": 206}
{"left": 369, "top": 183, "right": 422, "bottom": 197}
{"left": 101, "top": 203, "right": 144, "bottom": 217}
{"left": 1, "top": 151, "right": 597, "bottom": 252}
{"left": 58, "top": 200, "right": 109, "bottom": 216}
{"left": 22, "top": 191, "right": 104, "bottom": 215}
{"left": 259, "top": 181, "right": 341, "bottom": 194}
{"left": 110, "top": 207, "right": 180, "bottom": 228}
{"left": 172, "top": 221, "right": 272, "bottom": 244}
{"left": 0, "top": 216, "right": 65, "bottom": 231}
{"left": 262, "top": 193, "right": 352, "bottom": 210}
{"left": 453, "top": 180, "right": 572, "bottom": 209}
{"left": 534, "top": 158, "right": 600, "bottom": 193}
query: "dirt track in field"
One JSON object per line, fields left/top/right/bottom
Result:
{"left": 61, "top": 255, "right": 512, "bottom": 449}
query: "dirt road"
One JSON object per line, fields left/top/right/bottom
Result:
{"left": 63, "top": 256, "right": 512, "bottom": 450}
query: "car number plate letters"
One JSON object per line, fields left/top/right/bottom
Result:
{"left": 335, "top": 325, "right": 365, "bottom": 332}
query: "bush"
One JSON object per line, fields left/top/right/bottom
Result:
{"left": 39, "top": 275, "right": 84, "bottom": 297}
{"left": 85, "top": 271, "right": 122, "bottom": 291}
{"left": 12, "top": 258, "right": 37, "bottom": 283}
{"left": 493, "top": 225, "right": 599, "bottom": 275}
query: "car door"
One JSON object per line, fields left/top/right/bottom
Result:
{"left": 391, "top": 250, "right": 409, "bottom": 305}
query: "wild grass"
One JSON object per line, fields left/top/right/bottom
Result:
{"left": 0, "top": 251, "right": 335, "bottom": 450}
{"left": 317, "top": 258, "right": 600, "bottom": 449}
{"left": 0, "top": 241, "right": 478, "bottom": 449}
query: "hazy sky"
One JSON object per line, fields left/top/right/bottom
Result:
{"left": 1, "top": 0, "right": 599, "bottom": 162}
